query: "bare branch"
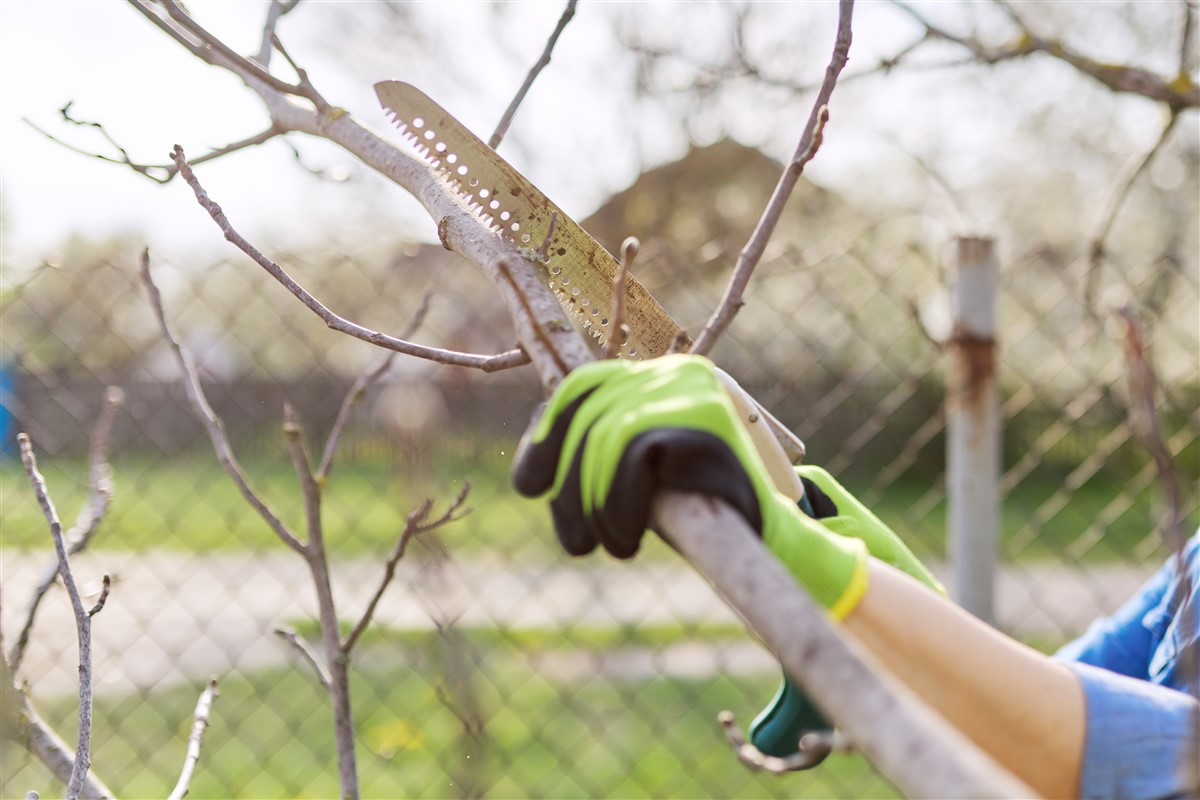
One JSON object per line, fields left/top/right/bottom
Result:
{"left": 18, "top": 434, "right": 97, "bottom": 800}
{"left": 158, "top": 0, "right": 314, "bottom": 102}
{"left": 257, "top": 0, "right": 301, "bottom": 66}
{"left": 314, "top": 294, "right": 427, "bottom": 481}
{"left": 10, "top": 387, "right": 121, "bottom": 673}
{"left": 167, "top": 679, "right": 219, "bottom": 800}
{"left": 691, "top": 0, "right": 852, "bottom": 356}
{"left": 25, "top": 107, "right": 282, "bottom": 184}
{"left": 170, "top": 146, "right": 528, "bottom": 373}
{"left": 343, "top": 482, "right": 472, "bottom": 655}
{"left": 892, "top": 0, "right": 1200, "bottom": 108}
{"left": 141, "top": 249, "right": 307, "bottom": 555}
{"left": 1085, "top": 111, "right": 1181, "bottom": 313}
{"left": 274, "top": 628, "right": 331, "bottom": 690}
{"left": 1181, "top": 0, "right": 1198, "bottom": 76}
{"left": 717, "top": 711, "right": 839, "bottom": 774}
{"left": 86, "top": 576, "right": 111, "bottom": 619}
{"left": 602, "top": 237, "right": 638, "bottom": 359}
{"left": 1112, "top": 306, "right": 1187, "bottom": 554}
{"left": 489, "top": 0, "right": 578, "bottom": 149}
{"left": 282, "top": 404, "right": 321, "bottom": 545}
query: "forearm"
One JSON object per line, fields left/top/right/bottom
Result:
{"left": 843, "top": 559, "right": 1086, "bottom": 799}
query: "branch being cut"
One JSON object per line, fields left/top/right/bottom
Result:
{"left": 489, "top": 0, "right": 578, "bottom": 149}
{"left": 18, "top": 435, "right": 105, "bottom": 800}
{"left": 690, "top": 0, "right": 851, "bottom": 356}
{"left": 9, "top": 387, "right": 122, "bottom": 674}
{"left": 171, "top": 146, "right": 528, "bottom": 373}
{"left": 121, "top": 4, "right": 1034, "bottom": 793}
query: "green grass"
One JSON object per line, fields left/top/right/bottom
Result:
{"left": 2, "top": 628, "right": 897, "bottom": 799}
{"left": 3, "top": 442, "right": 1190, "bottom": 563}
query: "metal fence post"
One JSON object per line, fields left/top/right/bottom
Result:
{"left": 947, "top": 237, "right": 1001, "bottom": 623}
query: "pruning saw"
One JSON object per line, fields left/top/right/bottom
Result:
{"left": 377, "top": 81, "right": 838, "bottom": 766}
{"left": 375, "top": 81, "right": 807, "bottom": 472}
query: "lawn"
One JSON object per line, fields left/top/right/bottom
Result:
{"left": 2, "top": 625, "right": 898, "bottom": 799}
{"left": 3, "top": 441, "right": 1188, "bottom": 563}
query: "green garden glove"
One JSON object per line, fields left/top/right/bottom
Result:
{"left": 511, "top": 354, "right": 871, "bottom": 619}
{"left": 749, "top": 467, "right": 945, "bottom": 757}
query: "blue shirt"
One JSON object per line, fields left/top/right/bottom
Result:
{"left": 1055, "top": 533, "right": 1200, "bottom": 799}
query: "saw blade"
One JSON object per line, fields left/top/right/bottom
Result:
{"left": 376, "top": 80, "right": 688, "bottom": 359}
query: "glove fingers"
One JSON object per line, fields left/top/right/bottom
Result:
{"left": 548, "top": 429, "right": 601, "bottom": 556}
{"left": 512, "top": 392, "right": 592, "bottom": 498}
{"left": 594, "top": 428, "right": 765, "bottom": 559}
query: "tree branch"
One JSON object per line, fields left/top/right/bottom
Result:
{"left": 342, "top": 483, "right": 472, "bottom": 655}
{"left": 167, "top": 678, "right": 220, "bottom": 800}
{"left": 18, "top": 435, "right": 101, "bottom": 800}
{"left": 892, "top": 0, "right": 1200, "bottom": 109}
{"left": 1085, "top": 111, "right": 1181, "bottom": 313}
{"left": 690, "top": 0, "right": 852, "bottom": 356}
{"left": 170, "top": 146, "right": 528, "bottom": 373}
{"left": 9, "top": 387, "right": 121, "bottom": 674}
{"left": 24, "top": 102, "right": 282, "bottom": 183}
{"left": 601, "top": 237, "right": 637, "bottom": 359}
{"left": 489, "top": 0, "right": 578, "bottom": 149}
{"left": 257, "top": 0, "right": 301, "bottom": 67}
{"left": 122, "top": 9, "right": 1035, "bottom": 793}
{"left": 274, "top": 628, "right": 331, "bottom": 690}
{"left": 140, "top": 249, "right": 308, "bottom": 556}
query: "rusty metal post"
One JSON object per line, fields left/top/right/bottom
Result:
{"left": 947, "top": 237, "right": 1001, "bottom": 624}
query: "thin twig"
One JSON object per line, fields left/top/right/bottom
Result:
{"left": 533, "top": 211, "right": 559, "bottom": 262}
{"left": 86, "top": 576, "right": 111, "bottom": 618}
{"left": 318, "top": 354, "right": 396, "bottom": 481}
{"left": 141, "top": 249, "right": 307, "bottom": 555}
{"left": 159, "top": 0, "right": 311, "bottom": 101}
{"left": 18, "top": 435, "right": 97, "bottom": 800}
{"left": 602, "top": 237, "right": 638, "bottom": 359}
{"left": 257, "top": 0, "right": 300, "bottom": 66}
{"left": 274, "top": 628, "right": 332, "bottom": 690}
{"left": 10, "top": 387, "right": 122, "bottom": 673}
{"left": 25, "top": 110, "right": 281, "bottom": 184}
{"left": 169, "top": 146, "right": 527, "bottom": 372}
{"left": 314, "top": 295, "right": 427, "bottom": 482}
{"left": 1085, "top": 112, "right": 1181, "bottom": 315}
{"left": 167, "top": 679, "right": 219, "bottom": 800}
{"left": 1112, "top": 306, "right": 1187, "bottom": 556}
{"left": 343, "top": 483, "right": 472, "bottom": 655}
{"left": 1181, "top": 0, "right": 1198, "bottom": 76}
{"left": 691, "top": 0, "right": 853, "bottom": 356}
{"left": 489, "top": 0, "right": 578, "bottom": 149}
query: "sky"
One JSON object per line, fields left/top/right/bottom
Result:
{"left": 0, "top": 1, "right": 939, "bottom": 266}
{"left": 0, "top": 1, "right": 1188, "bottom": 273}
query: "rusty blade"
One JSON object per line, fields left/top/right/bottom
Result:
{"left": 376, "top": 80, "right": 687, "bottom": 359}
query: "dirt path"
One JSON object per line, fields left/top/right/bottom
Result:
{"left": 1, "top": 548, "right": 1156, "bottom": 697}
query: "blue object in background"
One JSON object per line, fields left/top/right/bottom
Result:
{"left": 0, "top": 362, "right": 16, "bottom": 459}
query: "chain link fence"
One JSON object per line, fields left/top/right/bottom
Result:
{"left": 2, "top": 185, "right": 1197, "bottom": 797}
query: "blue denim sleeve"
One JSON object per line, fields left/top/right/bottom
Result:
{"left": 1054, "top": 552, "right": 1177, "bottom": 678}
{"left": 1056, "top": 534, "right": 1200, "bottom": 799}
{"left": 1063, "top": 662, "right": 1199, "bottom": 800}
